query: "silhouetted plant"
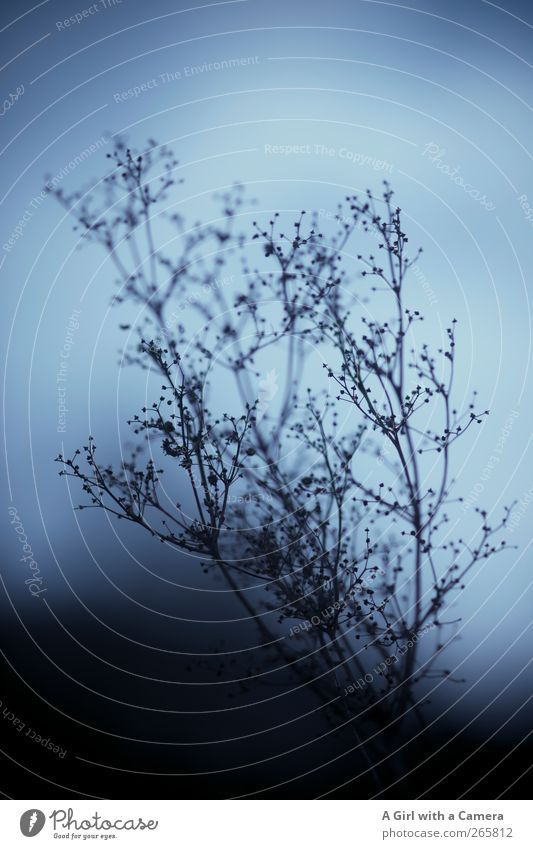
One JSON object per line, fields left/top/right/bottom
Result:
{"left": 54, "top": 141, "right": 514, "bottom": 787}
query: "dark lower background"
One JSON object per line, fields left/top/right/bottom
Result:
{"left": 1, "top": 592, "right": 531, "bottom": 800}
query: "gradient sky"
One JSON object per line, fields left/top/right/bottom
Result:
{"left": 2, "top": 0, "right": 533, "bottom": 757}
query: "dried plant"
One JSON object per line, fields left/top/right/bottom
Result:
{"left": 54, "top": 142, "right": 514, "bottom": 788}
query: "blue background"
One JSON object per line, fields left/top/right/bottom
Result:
{"left": 1, "top": 0, "right": 532, "bottom": 797}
